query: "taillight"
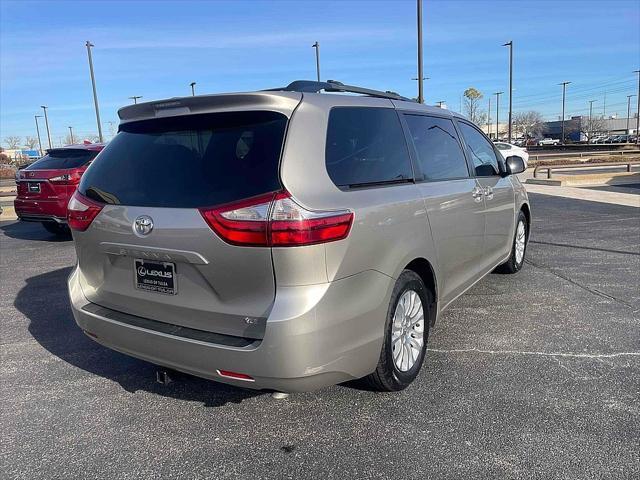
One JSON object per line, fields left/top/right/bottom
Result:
{"left": 67, "top": 191, "right": 103, "bottom": 231}
{"left": 199, "top": 191, "right": 353, "bottom": 247}
{"left": 50, "top": 170, "right": 83, "bottom": 185}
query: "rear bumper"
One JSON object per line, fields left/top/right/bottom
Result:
{"left": 14, "top": 197, "right": 68, "bottom": 223}
{"left": 68, "top": 266, "right": 393, "bottom": 392}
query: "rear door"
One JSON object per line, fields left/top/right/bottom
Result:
{"left": 401, "top": 113, "right": 486, "bottom": 305}
{"left": 457, "top": 120, "right": 515, "bottom": 268}
{"left": 74, "top": 110, "right": 291, "bottom": 339}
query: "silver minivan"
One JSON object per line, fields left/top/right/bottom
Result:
{"left": 68, "top": 80, "right": 530, "bottom": 392}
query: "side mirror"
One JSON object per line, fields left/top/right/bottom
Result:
{"left": 504, "top": 156, "right": 526, "bottom": 176}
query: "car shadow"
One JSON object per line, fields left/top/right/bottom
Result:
{"left": 0, "top": 220, "right": 72, "bottom": 242}
{"left": 15, "top": 266, "right": 264, "bottom": 407}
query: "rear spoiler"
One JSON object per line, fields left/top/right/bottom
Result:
{"left": 117, "top": 92, "right": 302, "bottom": 125}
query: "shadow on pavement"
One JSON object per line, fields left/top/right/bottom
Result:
{"left": 15, "top": 266, "right": 263, "bottom": 407}
{"left": 0, "top": 220, "right": 72, "bottom": 242}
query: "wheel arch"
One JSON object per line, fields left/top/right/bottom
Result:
{"left": 519, "top": 202, "right": 531, "bottom": 239}
{"left": 404, "top": 257, "right": 438, "bottom": 327}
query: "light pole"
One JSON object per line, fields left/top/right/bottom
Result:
{"left": 40, "top": 105, "right": 52, "bottom": 149}
{"left": 34, "top": 115, "right": 44, "bottom": 155}
{"left": 487, "top": 97, "right": 491, "bottom": 138}
{"left": 588, "top": 100, "right": 597, "bottom": 143}
{"left": 416, "top": 0, "right": 424, "bottom": 104}
{"left": 634, "top": 70, "right": 640, "bottom": 144}
{"left": 494, "top": 92, "right": 503, "bottom": 140}
{"left": 312, "top": 42, "right": 320, "bottom": 82}
{"left": 190, "top": 82, "right": 196, "bottom": 96}
{"left": 129, "top": 95, "right": 142, "bottom": 104}
{"left": 85, "top": 41, "right": 104, "bottom": 143}
{"left": 559, "top": 81, "right": 571, "bottom": 144}
{"left": 626, "top": 94, "right": 636, "bottom": 136}
{"left": 68, "top": 126, "right": 74, "bottom": 144}
{"left": 502, "top": 41, "right": 513, "bottom": 143}
{"left": 412, "top": 76, "right": 429, "bottom": 102}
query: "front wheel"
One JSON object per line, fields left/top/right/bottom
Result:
{"left": 366, "top": 270, "right": 432, "bottom": 392}
{"left": 495, "top": 210, "right": 528, "bottom": 274}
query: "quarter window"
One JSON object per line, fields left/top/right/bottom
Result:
{"left": 403, "top": 114, "right": 469, "bottom": 181}
{"left": 325, "top": 107, "right": 413, "bottom": 187}
{"left": 458, "top": 122, "right": 500, "bottom": 176}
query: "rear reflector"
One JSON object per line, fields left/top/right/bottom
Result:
{"left": 216, "top": 370, "right": 255, "bottom": 382}
{"left": 67, "top": 191, "right": 103, "bottom": 231}
{"left": 199, "top": 191, "right": 353, "bottom": 247}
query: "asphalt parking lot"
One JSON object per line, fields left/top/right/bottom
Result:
{"left": 1, "top": 193, "right": 639, "bottom": 479}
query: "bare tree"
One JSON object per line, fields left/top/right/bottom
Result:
{"left": 580, "top": 115, "right": 606, "bottom": 141}
{"left": 4, "top": 136, "right": 22, "bottom": 149}
{"left": 24, "top": 136, "right": 39, "bottom": 149}
{"left": 513, "top": 111, "right": 544, "bottom": 141}
{"left": 463, "top": 88, "right": 487, "bottom": 125}
{"left": 64, "top": 133, "right": 75, "bottom": 145}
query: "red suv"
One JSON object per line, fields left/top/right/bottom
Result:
{"left": 15, "top": 143, "right": 104, "bottom": 235}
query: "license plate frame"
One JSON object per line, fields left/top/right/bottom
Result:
{"left": 134, "top": 259, "right": 177, "bottom": 295}
{"left": 28, "top": 182, "right": 41, "bottom": 193}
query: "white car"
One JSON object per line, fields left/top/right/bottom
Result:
{"left": 537, "top": 138, "right": 560, "bottom": 146}
{"left": 494, "top": 142, "right": 529, "bottom": 168}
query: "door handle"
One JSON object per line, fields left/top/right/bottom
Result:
{"left": 472, "top": 186, "right": 484, "bottom": 202}
{"left": 484, "top": 186, "right": 494, "bottom": 200}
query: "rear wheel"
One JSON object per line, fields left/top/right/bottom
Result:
{"left": 366, "top": 270, "right": 432, "bottom": 392}
{"left": 495, "top": 210, "right": 528, "bottom": 274}
{"left": 42, "top": 222, "right": 70, "bottom": 237}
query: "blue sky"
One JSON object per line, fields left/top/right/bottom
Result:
{"left": 1, "top": 0, "right": 638, "bottom": 145}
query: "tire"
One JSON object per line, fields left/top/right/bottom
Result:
{"left": 42, "top": 222, "right": 70, "bottom": 237}
{"left": 366, "top": 270, "right": 432, "bottom": 392}
{"left": 495, "top": 210, "right": 528, "bottom": 274}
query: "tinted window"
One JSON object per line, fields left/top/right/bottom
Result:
{"left": 79, "top": 111, "right": 287, "bottom": 208}
{"left": 458, "top": 122, "right": 500, "bottom": 176}
{"left": 26, "top": 149, "right": 97, "bottom": 170}
{"left": 495, "top": 143, "right": 510, "bottom": 150}
{"left": 325, "top": 107, "right": 413, "bottom": 187}
{"left": 404, "top": 115, "right": 469, "bottom": 181}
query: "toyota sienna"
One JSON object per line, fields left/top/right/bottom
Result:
{"left": 68, "top": 80, "right": 530, "bottom": 392}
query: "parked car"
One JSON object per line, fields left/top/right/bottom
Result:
{"left": 67, "top": 80, "right": 530, "bottom": 393}
{"left": 590, "top": 135, "right": 606, "bottom": 144}
{"left": 493, "top": 142, "right": 530, "bottom": 168}
{"left": 612, "top": 134, "right": 631, "bottom": 143}
{"left": 594, "top": 136, "right": 612, "bottom": 144}
{"left": 14, "top": 143, "right": 104, "bottom": 235}
{"left": 538, "top": 138, "right": 560, "bottom": 146}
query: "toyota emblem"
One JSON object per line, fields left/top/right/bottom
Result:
{"left": 134, "top": 215, "right": 154, "bottom": 236}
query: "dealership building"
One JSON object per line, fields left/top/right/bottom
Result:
{"left": 542, "top": 116, "right": 638, "bottom": 141}
{"left": 481, "top": 115, "right": 638, "bottom": 141}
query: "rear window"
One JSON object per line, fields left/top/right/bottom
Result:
{"left": 26, "top": 149, "right": 97, "bottom": 170}
{"left": 325, "top": 107, "right": 413, "bottom": 187}
{"left": 79, "top": 111, "right": 287, "bottom": 208}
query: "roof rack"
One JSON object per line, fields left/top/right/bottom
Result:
{"left": 266, "top": 80, "right": 415, "bottom": 102}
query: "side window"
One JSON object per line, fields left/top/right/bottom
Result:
{"left": 403, "top": 114, "right": 469, "bottom": 181}
{"left": 325, "top": 107, "right": 413, "bottom": 187}
{"left": 458, "top": 122, "right": 500, "bottom": 176}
